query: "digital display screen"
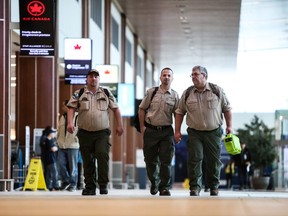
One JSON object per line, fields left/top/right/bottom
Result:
{"left": 117, "top": 83, "right": 135, "bottom": 117}
{"left": 100, "top": 83, "right": 135, "bottom": 117}
{"left": 19, "top": 0, "right": 56, "bottom": 56}
{"left": 64, "top": 38, "right": 92, "bottom": 84}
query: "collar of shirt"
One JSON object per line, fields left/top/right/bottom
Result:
{"left": 192, "top": 83, "right": 211, "bottom": 94}
{"left": 158, "top": 86, "right": 172, "bottom": 94}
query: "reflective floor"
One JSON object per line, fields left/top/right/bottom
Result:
{"left": 1, "top": 189, "right": 288, "bottom": 216}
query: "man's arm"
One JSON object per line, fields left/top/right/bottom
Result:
{"left": 112, "top": 107, "right": 124, "bottom": 136}
{"left": 67, "top": 107, "right": 76, "bottom": 134}
{"left": 174, "top": 113, "right": 184, "bottom": 144}
{"left": 138, "top": 108, "right": 146, "bottom": 135}
{"left": 224, "top": 110, "right": 232, "bottom": 134}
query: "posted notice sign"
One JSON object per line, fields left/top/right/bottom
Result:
{"left": 64, "top": 38, "right": 92, "bottom": 85}
{"left": 19, "top": 0, "right": 56, "bottom": 56}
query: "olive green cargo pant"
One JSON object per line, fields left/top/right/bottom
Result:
{"left": 186, "top": 127, "right": 222, "bottom": 191}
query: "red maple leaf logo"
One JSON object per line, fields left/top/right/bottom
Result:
{"left": 27, "top": 1, "right": 45, "bottom": 16}
{"left": 74, "top": 44, "right": 81, "bottom": 50}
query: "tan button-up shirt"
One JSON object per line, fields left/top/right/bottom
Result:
{"left": 176, "top": 83, "right": 231, "bottom": 131}
{"left": 139, "top": 87, "right": 179, "bottom": 126}
{"left": 56, "top": 113, "right": 79, "bottom": 149}
{"left": 67, "top": 87, "right": 118, "bottom": 131}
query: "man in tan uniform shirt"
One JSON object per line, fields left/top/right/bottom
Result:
{"left": 174, "top": 65, "right": 232, "bottom": 196}
{"left": 138, "top": 67, "right": 179, "bottom": 196}
{"left": 67, "top": 69, "right": 124, "bottom": 196}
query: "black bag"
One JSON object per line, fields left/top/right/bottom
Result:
{"left": 133, "top": 87, "right": 158, "bottom": 133}
{"left": 134, "top": 113, "right": 141, "bottom": 133}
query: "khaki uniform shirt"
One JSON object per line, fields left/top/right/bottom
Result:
{"left": 176, "top": 82, "right": 231, "bottom": 131}
{"left": 67, "top": 87, "right": 118, "bottom": 131}
{"left": 139, "top": 87, "right": 179, "bottom": 126}
{"left": 57, "top": 113, "right": 79, "bottom": 149}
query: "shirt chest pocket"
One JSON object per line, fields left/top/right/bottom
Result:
{"left": 97, "top": 98, "right": 109, "bottom": 111}
{"left": 187, "top": 99, "right": 198, "bottom": 111}
{"left": 166, "top": 99, "right": 175, "bottom": 111}
{"left": 79, "top": 100, "right": 90, "bottom": 111}
{"left": 207, "top": 96, "right": 218, "bottom": 109}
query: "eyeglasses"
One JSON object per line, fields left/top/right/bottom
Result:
{"left": 190, "top": 73, "right": 202, "bottom": 77}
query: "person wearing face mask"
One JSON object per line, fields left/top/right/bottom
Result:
{"left": 66, "top": 69, "right": 124, "bottom": 196}
{"left": 138, "top": 67, "right": 179, "bottom": 196}
{"left": 174, "top": 65, "right": 232, "bottom": 196}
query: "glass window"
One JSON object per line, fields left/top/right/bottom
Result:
{"left": 90, "top": 0, "right": 102, "bottom": 29}
{"left": 137, "top": 56, "right": 142, "bottom": 78}
{"left": 111, "top": 17, "right": 119, "bottom": 50}
{"left": 126, "top": 38, "right": 132, "bottom": 65}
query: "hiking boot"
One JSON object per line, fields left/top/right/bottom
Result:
{"left": 82, "top": 188, "right": 96, "bottom": 196}
{"left": 159, "top": 189, "right": 171, "bottom": 196}
{"left": 99, "top": 185, "right": 108, "bottom": 195}
{"left": 190, "top": 189, "right": 200, "bottom": 196}
{"left": 210, "top": 189, "right": 219, "bottom": 196}
{"left": 150, "top": 185, "right": 158, "bottom": 195}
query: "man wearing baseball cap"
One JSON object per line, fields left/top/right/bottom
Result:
{"left": 66, "top": 69, "right": 124, "bottom": 196}
{"left": 86, "top": 69, "right": 99, "bottom": 77}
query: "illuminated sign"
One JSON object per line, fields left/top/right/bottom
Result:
{"left": 19, "top": 0, "right": 56, "bottom": 56}
{"left": 95, "top": 65, "right": 119, "bottom": 83}
{"left": 100, "top": 83, "right": 135, "bottom": 117}
{"left": 64, "top": 38, "right": 92, "bottom": 85}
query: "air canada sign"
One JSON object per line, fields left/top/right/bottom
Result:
{"left": 19, "top": 0, "right": 56, "bottom": 56}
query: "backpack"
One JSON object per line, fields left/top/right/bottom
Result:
{"left": 184, "top": 82, "right": 220, "bottom": 102}
{"left": 133, "top": 87, "right": 158, "bottom": 133}
{"left": 77, "top": 87, "right": 110, "bottom": 108}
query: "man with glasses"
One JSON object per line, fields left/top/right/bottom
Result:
{"left": 174, "top": 65, "right": 232, "bottom": 196}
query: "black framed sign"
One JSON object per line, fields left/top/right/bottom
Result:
{"left": 19, "top": 0, "right": 56, "bottom": 56}
{"left": 64, "top": 38, "right": 92, "bottom": 84}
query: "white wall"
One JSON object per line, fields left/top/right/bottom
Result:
{"left": 58, "top": 0, "right": 82, "bottom": 58}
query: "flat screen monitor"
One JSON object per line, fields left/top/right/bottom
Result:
{"left": 117, "top": 83, "right": 135, "bottom": 117}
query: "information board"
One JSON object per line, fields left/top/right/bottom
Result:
{"left": 19, "top": 0, "right": 56, "bottom": 56}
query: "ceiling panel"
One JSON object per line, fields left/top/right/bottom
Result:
{"left": 115, "top": 0, "right": 242, "bottom": 75}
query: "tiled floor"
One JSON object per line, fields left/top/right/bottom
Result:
{"left": 1, "top": 189, "right": 288, "bottom": 216}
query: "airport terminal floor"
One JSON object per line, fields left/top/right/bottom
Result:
{"left": 1, "top": 188, "right": 288, "bottom": 216}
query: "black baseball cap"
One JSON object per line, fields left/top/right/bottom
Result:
{"left": 87, "top": 69, "right": 100, "bottom": 77}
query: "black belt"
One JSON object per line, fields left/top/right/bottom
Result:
{"left": 79, "top": 128, "right": 109, "bottom": 134}
{"left": 145, "top": 122, "right": 171, "bottom": 131}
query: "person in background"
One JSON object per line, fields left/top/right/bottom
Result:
{"left": 138, "top": 67, "right": 179, "bottom": 196}
{"left": 234, "top": 143, "right": 251, "bottom": 190}
{"left": 66, "top": 69, "right": 124, "bottom": 196}
{"left": 57, "top": 100, "right": 80, "bottom": 192}
{"left": 40, "top": 126, "right": 52, "bottom": 177}
{"left": 174, "top": 65, "right": 232, "bottom": 196}
{"left": 77, "top": 150, "right": 84, "bottom": 190}
{"left": 42, "top": 127, "right": 60, "bottom": 191}
{"left": 225, "top": 158, "right": 235, "bottom": 189}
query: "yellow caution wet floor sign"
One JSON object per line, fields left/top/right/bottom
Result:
{"left": 23, "top": 158, "right": 47, "bottom": 191}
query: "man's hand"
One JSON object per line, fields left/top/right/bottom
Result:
{"left": 67, "top": 123, "right": 74, "bottom": 134}
{"left": 116, "top": 126, "right": 124, "bottom": 136}
{"left": 174, "top": 131, "right": 182, "bottom": 144}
